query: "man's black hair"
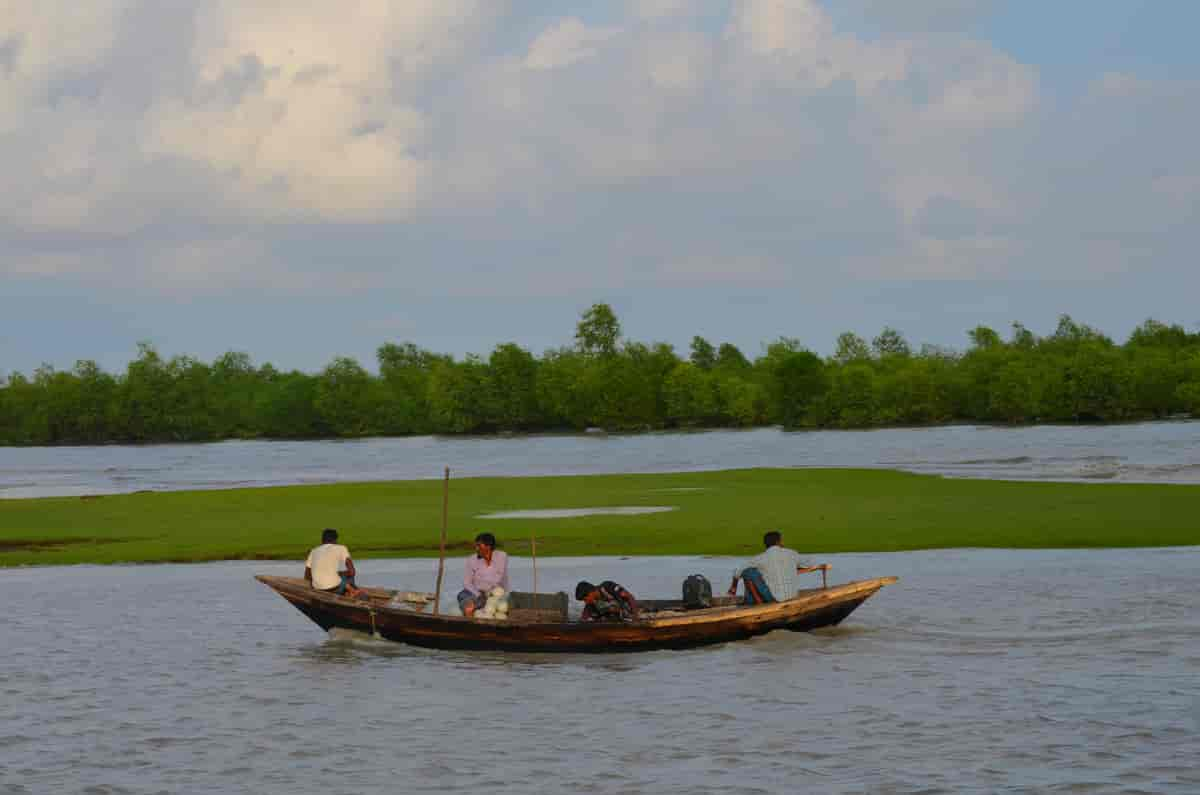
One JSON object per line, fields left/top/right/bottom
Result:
{"left": 322, "top": 528, "right": 338, "bottom": 544}
{"left": 763, "top": 530, "right": 782, "bottom": 548}
{"left": 474, "top": 531, "right": 497, "bottom": 548}
{"left": 575, "top": 581, "right": 596, "bottom": 601}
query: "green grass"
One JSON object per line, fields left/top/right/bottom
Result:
{"left": 1, "top": 468, "right": 1197, "bottom": 567}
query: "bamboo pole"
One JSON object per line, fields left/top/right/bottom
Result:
{"left": 433, "top": 467, "right": 449, "bottom": 615}
{"left": 531, "top": 532, "right": 538, "bottom": 603}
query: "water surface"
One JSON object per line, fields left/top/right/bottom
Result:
{"left": 2, "top": 549, "right": 1197, "bottom": 793}
{"left": 3, "top": 420, "right": 1200, "bottom": 499}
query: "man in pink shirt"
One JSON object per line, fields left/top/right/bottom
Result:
{"left": 457, "top": 532, "right": 509, "bottom": 617}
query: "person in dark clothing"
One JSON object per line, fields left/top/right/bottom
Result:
{"left": 575, "top": 580, "right": 640, "bottom": 622}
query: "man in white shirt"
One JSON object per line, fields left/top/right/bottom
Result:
{"left": 304, "top": 528, "right": 362, "bottom": 598}
{"left": 727, "top": 530, "right": 829, "bottom": 604}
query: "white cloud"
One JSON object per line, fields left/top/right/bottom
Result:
{"left": 627, "top": 0, "right": 693, "bottom": 20}
{"left": 143, "top": 1, "right": 499, "bottom": 221}
{"left": 0, "top": 0, "right": 1037, "bottom": 238}
{"left": 728, "top": 0, "right": 833, "bottom": 56}
{"left": 524, "top": 18, "right": 621, "bottom": 71}
{"left": 840, "top": 0, "right": 997, "bottom": 32}
{"left": 0, "top": 1, "right": 124, "bottom": 80}
{"left": 2, "top": 0, "right": 1195, "bottom": 305}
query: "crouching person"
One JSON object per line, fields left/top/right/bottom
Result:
{"left": 576, "top": 580, "right": 640, "bottom": 622}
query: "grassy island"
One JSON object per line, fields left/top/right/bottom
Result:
{"left": 1, "top": 468, "right": 1198, "bottom": 567}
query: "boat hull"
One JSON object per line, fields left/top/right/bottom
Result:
{"left": 256, "top": 575, "right": 897, "bottom": 653}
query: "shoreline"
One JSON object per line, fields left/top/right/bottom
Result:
{"left": 1, "top": 415, "right": 1197, "bottom": 452}
{"left": 3, "top": 467, "right": 1199, "bottom": 567}
{"left": 4, "top": 544, "right": 1199, "bottom": 572}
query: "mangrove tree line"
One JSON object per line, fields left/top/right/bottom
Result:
{"left": 3, "top": 305, "right": 1200, "bottom": 445}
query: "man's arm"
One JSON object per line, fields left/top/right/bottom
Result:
{"left": 343, "top": 558, "right": 357, "bottom": 578}
{"left": 304, "top": 566, "right": 312, "bottom": 584}
{"left": 728, "top": 557, "right": 753, "bottom": 596}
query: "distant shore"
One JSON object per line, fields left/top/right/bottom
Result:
{"left": 2, "top": 468, "right": 1198, "bottom": 567}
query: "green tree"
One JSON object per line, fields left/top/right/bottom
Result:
{"left": 1, "top": 372, "right": 47, "bottom": 443}
{"left": 588, "top": 342, "right": 675, "bottom": 430}
{"left": 315, "top": 356, "right": 373, "bottom": 436}
{"left": 1066, "top": 344, "right": 1130, "bottom": 421}
{"left": 875, "top": 356, "right": 955, "bottom": 425}
{"left": 872, "top": 327, "right": 911, "bottom": 358}
{"left": 760, "top": 340, "right": 827, "bottom": 427}
{"left": 427, "top": 356, "right": 492, "bottom": 433}
{"left": 716, "top": 343, "right": 751, "bottom": 372}
{"left": 1129, "top": 349, "right": 1183, "bottom": 418}
{"left": 1176, "top": 352, "right": 1200, "bottom": 417}
{"left": 689, "top": 336, "right": 717, "bottom": 370}
{"left": 71, "top": 360, "right": 118, "bottom": 442}
{"left": 164, "top": 355, "right": 216, "bottom": 440}
{"left": 967, "top": 326, "right": 1002, "bottom": 350}
{"left": 989, "top": 359, "right": 1042, "bottom": 423}
{"left": 487, "top": 343, "right": 539, "bottom": 430}
{"left": 833, "top": 332, "right": 871, "bottom": 364}
{"left": 1010, "top": 322, "right": 1037, "bottom": 350}
{"left": 664, "top": 362, "right": 705, "bottom": 426}
{"left": 376, "top": 342, "right": 442, "bottom": 434}
{"left": 535, "top": 348, "right": 594, "bottom": 430}
{"left": 1127, "top": 318, "right": 1190, "bottom": 349}
{"left": 1047, "top": 314, "right": 1111, "bottom": 348}
{"left": 826, "top": 363, "right": 877, "bottom": 427}
{"left": 575, "top": 303, "right": 621, "bottom": 357}
{"left": 717, "top": 376, "right": 767, "bottom": 426}
{"left": 210, "top": 351, "right": 259, "bottom": 438}
{"left": 119, "top": 342, "right": 174, "bottom": 441}
{"left": 256, "top": 371, "right": 321, "bottom": 438}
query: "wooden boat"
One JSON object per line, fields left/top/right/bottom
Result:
{"left": 256, "top": 574, "right": 898, "bottom": 653}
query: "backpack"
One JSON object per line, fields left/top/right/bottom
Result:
{"left": 682, "top": 574, "right": 713, "bottom": 609}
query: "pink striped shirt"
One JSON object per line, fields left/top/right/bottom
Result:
{"left": 463, "top": 550, "right": 509, "bottom": 594}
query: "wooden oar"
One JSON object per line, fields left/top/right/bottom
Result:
{"left": 433, "top": 467, "right": 449, "bottom": 615}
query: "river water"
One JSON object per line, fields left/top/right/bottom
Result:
{"left": 2, "top": 549, "right": 1197, "bottom": 793}
{"left": 3, "top": 420, "right": 1200, "bottom": 499}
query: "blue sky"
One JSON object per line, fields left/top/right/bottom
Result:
{"left": 3, "top": 1, "right": 1198, "bottom": 376}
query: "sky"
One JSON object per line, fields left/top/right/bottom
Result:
{"left": 3, "top": 0, "right": 1199, "bottom": 376}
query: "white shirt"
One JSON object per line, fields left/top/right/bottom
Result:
{"left": 735, "top": 546, "right": 807, "bottom": 602}
{"left": 305, "top": 543, "right": 351, "bottom": 590}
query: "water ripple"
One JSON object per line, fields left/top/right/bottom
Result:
{"left": 5, "top": 421, "right": 1200, "bottom": 498}
{"left": 2, "top": 550, "right": 1197, "bottom": 793}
